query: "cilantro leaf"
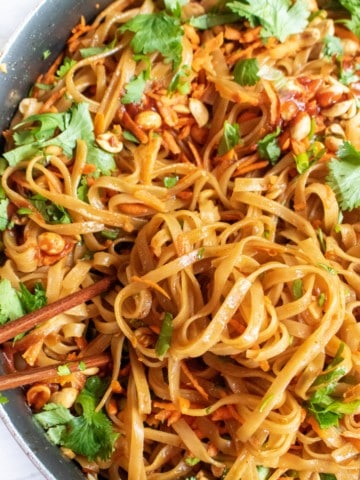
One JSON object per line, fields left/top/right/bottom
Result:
{"left": 18, "top": 282, "right": 47, "bottom": 313}
{"left": 322, "top": 35, "right": 343, "bottom": 59}
{"left": 3, "top": 103, "right": 115, "bottom": 176}
{"left": 119, "top": 12, "right": 183, "bottom": 69}
{"left": 233, "top": 58, "right": 260, "bottom": 86}
{"left": 189, "top": 13, "right": 240, "bottom": 29}
{"left": 30, "top": 194, "right": 72, "bottom": 224}
{"left": 257, "top": 127, "right": 281, "bottom": 164}
{"left": 326, "top": 141, "right": 360, "bottom": 211}
{"left": 155, "top": 312, "right": 173, "bottom": 359}
{"left": 305, "top": 345, "right": 360, "bottom": 429}
{"left": 218, "top": 121, "right": 241, "bottom": 155}
{"left": 164, "top": 0, "right": 188, "bottom": 17}
{"left": 122, "top": 70, "right": 148, "bottom": 104}
{"left": 56, "top": 57, "right": 77, "bottom": 78}
{"left": 0, "top": 197, "right": 9, "bottom": 231}
{"left": 77, "top": 175, "right": 89, "bottom": 202}
{"left": 338, "top": 0, "right": 360, "bottom": 38}
{"left": 0, "top": 278, "right": 24, "bottom": 325}
{"left": 35, "top": 377, "right": 118, "bottom": 461}
{"left": 227, "top": 0, "right": 311, "bottom": 43}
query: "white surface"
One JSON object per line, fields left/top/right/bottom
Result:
{"left": 0, "top": 2, "right": 48, "bottom": 478}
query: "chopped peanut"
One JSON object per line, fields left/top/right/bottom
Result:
{"left": 38, "top": 232, "right": 66, "bottom": 255}
{"left": 134, "top": 110, "right": 162, "bottom": 130}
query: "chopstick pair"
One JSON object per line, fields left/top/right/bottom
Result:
{"left": 0, "top": 275, "right": 116, "bottom": 391}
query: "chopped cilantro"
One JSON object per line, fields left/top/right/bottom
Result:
{"left": 189, "top": 12, "right": 240, "bottom": 29}
{"left": 4, "top": 103, "right": 115, "bottom": 176}
{"left": 119, "top": 12, "right": 183, "bottom": 69}
{"left": 100, "top": 229, "right": 120, "bottom": 240}
{"left": 318, "top": 292, "right": 326, "bottom": 307}
{"left": 326, "top": 141, "right": 360, "bottom": 211}
{"left": 227, "top": 0, "right": 311, "bottom": 43}
{"left": 0, "top": 278, "right": 24, "bottom": 325}
{"left": 0, "top": 197, "right": 9, "bottom": 231}
{"left": 185, "top": 456, "right": 200, "bottom": 466}
{"left": 318, "top": 263, "right": 337, "bottom": 275}
{"left": 233, "top": 58, "right": 260, "bottom": 86}
{"left": 218, "top": 121, "right": 241, "bottom": 155}
{"left": 292, "top": 278, "right": 303, "bottom": 299}
{"left": 122, "top": 70, "right": 148, "bottom": 104}
{"left": 319, "top": 475, "right": 337, "bottom": 480}
{"left": 155, "top": 312, "right": 173, "bottom": 359}
{"left": 18, "top": 282, "right": 47, "bottom": 313}
{"left": 30, "top": 194, "right": 71, "bottom": 224}
{"left": 257, "top": 127, "right": 281, "bottom": 165}
{"left": 77, "top": 175, "right": 89, "bottom": 202}
{"left": 256, "top": 466, "right": 272, "bottom": 480}
{"left": 163, "top": 175, "right": 179, "bottom": 188}
{"left": 123, "top": 130, "right": 140, "bottom": 144}
{"left": 56, "top": 57, "right": 77, "bottom": 78}
{"left": 338, "top": 0, "right": 360, "bottom": 38}
{"left": 168, "top": 65, "right": 191, "bottom": 95}
{"left": 42, "top": 49, "right": 51, "bottom": 60}
{"left": 78, "top": 361, "right": 86, "bottom": 372}
{"left": 57, "top": 364, "right": 71, "bottom": 376}
{"left": 17, "top": 207, "right": 33, "bottom": 216}
{"left": 35, "top": 376, "right": 118, "bottom": 461}
{"left": 306, "top": 345, "right": 360, "bottom": 428}
{"left": 164, "top": 0, "right": 188, "bottom": 17}
{"left": 322, "top": 35, "right": 343, "bottom": 58}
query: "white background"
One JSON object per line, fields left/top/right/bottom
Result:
{"left": 0, "top": 1, "right": 47, "bottom": 478}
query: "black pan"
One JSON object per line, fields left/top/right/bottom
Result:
{"left": 0, "top": 1, "right": 113, "bottom": 478}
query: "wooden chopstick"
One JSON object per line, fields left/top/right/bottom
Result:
{"left": 0, "top": 275, "right": 116, "bottom": 345}
{"left": 0, "top": 353, "right": 110, "bottom": 391}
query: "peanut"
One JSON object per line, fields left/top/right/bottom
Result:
{"left": 38, "top": 232, "right": 66, "bottom": 255}
{"left": 135, "top": 110, "right": 162, "bottom": 130}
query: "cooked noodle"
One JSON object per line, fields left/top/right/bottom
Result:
{"left": 0, "top": 0, "right": 360, "bottom": 478}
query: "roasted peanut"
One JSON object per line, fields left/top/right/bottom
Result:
{"left": 290, "top": 112, "right": 312, "bottom": 141}
{"left": 189, "top": 98, "right": 209, "bottom": 127}
{"left": 38, "top": 232, "right": 66, "bottom": 255}
{"left": 96, "top": 131, "right": 123, "bottom": 153}
{"left": 135, "top": 110, "right": 162, "bottom": 130}
{"left": 50, "top": 387, "right": 78, "bottom": 408}
{"left": 26, "top": 384, "right": 51, "bottom": 411}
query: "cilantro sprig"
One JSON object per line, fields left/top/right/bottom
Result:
{"left": 326, "top": 141, "right": 360, "bottom": 211}
{"left": 227, "top": 0, "right": 311, "bottom": 43}
{"left": 35, "top": 376, "right": 118, "bottom": 461}
{"left": 338, "top": 0, "right": 360, "bottom": 38}
{"left": 305, "top": 344, "right": 360, "bottom": 429}
{"left": 3, "top": 103, "right": 115, "bottom": 176}
{"left": 0, "top": 278, "right": 47, "bottom": 327}
{"left": 119, "top": 12, "right": 183, "bottom": 69}
{"left": 218, "top": 121, "right": 241, "bottom": 155}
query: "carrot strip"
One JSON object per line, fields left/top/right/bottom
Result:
{"left": 180, "top": 360, "right": 208, "bottom": 400}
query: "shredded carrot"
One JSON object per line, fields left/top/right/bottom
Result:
{"left": 42, "top": 53, "right": 65, "bottom": 84}
{"left": 180, "top": 360, "right": 209, "bottom": 400}
{"left": 131, "top": 275, "right": 170, "bottom": 299}
{"left": 211, "top": 404, "right": 243, "bottom": 424}
{"left": 111, "top": 380, "right": 123, "bottom": 394}
{"left": 228, "top": 317, "right": 246, "bottom": 335}
{"left": 107, "top": 398, "right": 118, "bottom": 416}
{"left": 39, "top": 87, "right": 66, "bottom": 113}
{"left": 234, "top": 160, "right": 269, "bottom": 176}
{"left": 117, "top": 203, "right": 153, "bottom": 215}
{"left": 149, "top": 325, "right": 161, "bottom": 335}
{"left": 94, "top": 112, "right": 106, "bottom": 136}
{"left": 82, "top": 164, "right": 97, "bottom": 175}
